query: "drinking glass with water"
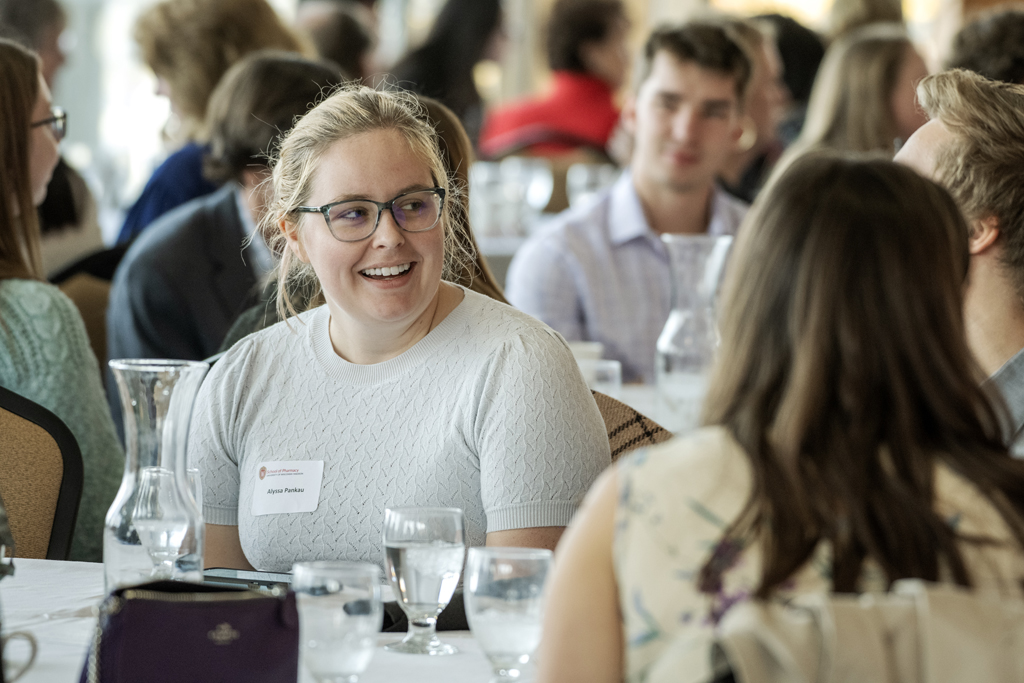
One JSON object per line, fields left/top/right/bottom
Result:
{"left": 465, "top": 547, "right": 551, "bottom": 682}
{"left": 382, "top": 507, "right": 465, "bottom": 655}
{"left": 131, "top": 466, "right": 191, "bottom": 579}
{"left": 292, "top": 561, "right": 383, "bottom": 683}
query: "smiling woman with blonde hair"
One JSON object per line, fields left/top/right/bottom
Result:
{"left": 190, "top": 85, "right": 609, "bottom": 574}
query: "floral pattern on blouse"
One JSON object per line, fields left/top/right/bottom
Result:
{"left": 612, "top": 426, "right": 1024, "bottom": 683}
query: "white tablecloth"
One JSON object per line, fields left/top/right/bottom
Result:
{"left": 0, "top": 559, "right": 517, "bottom": 683}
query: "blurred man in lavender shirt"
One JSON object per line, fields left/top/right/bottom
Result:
{"left": 506, "top": 21, "right": 751, "bottom": 383}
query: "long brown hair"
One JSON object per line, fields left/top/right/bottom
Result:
{"left": 0, "top": 38, "right": 43, "bottom": 281}
{"left": 702, "top": 153, "right": 1024, "bottom": 596}
{"left": 787, "top": 23, "right": 912, "bottom": 158}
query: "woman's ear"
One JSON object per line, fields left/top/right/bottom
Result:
{"left": 281, "top": 217, "right": 310, "bottom": 263}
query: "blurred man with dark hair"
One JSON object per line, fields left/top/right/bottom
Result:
{"left": 480, "top": 0, "right": 630, "bottom": 158}
{"left": 507, "top": 22, "right": 751, "bottom": 383}
{"left": 947, "top": 4, "right": 1024, "bottom": 85}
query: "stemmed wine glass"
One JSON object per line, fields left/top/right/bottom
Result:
{"left": 465, "top": 547, "right": 552, "bottom": 682}
{"left": 131, "top": 466, "right": 190, "bottom": 579}
{"left": 382, "top": 507, "right": 465, "bottom": 655}
{"left": 292, "top": 561, "right": 383, "bottom": 683}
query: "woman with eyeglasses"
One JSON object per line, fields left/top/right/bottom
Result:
{"left": 0, "top": 0, "right": 105, "bottom": 277}
{"left": 0, "top": 39, "right": 122, "bottom": 562}
{"left": 189, "top": 85, "right": 610, "bottom": 572}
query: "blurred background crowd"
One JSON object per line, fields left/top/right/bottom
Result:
{"left": 0, "top": 0, "right": 995, "bottom": 269}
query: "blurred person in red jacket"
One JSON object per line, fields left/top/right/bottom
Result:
{"left": 480, "top": 0, "right": 629, "bottom": 159}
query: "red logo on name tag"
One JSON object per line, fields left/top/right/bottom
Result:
{"left": 259, "top": 466, "right": 267, "bottom": 480}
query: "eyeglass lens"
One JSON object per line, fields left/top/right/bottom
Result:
{"left": 326, "top": 190, "right": 442, "bottom": 240}
{"left": 52, "top": 109, "right": 66, "bottom": 140}
{"left": 49, "top": 108, "right": 67, "bottom": 140}
{"left": 32, "top": 107, "right": 66, "bottom": 141}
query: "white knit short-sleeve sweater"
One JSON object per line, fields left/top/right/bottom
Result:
{"left": 189, "top": 287, "right": 611, "bottom": 571}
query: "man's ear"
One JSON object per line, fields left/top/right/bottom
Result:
{"left": 281, "top": 217, "right": 310, "bottom": 263}
{"left": 969, "top": 215, "right": 1000, "bottom": 255}
{"left": 731, "top": 111, "right": 746, "bottom": 146}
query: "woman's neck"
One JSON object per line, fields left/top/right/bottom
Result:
{"left": 326, "top": 282, "right": 464, "bottom": 365}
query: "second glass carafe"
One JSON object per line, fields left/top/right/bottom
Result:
{"left": 655, "top": 234, "right": 733, "bottom": 433}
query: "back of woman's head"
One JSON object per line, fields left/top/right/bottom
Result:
{"left": 828, "top": 0, "right": 903, "bottom": 41}
{"left": 795, "top": 23, "right": 911, "bottom": 154}
{"left": 134, "top": 0, "right": 306, "bottom": 135}
{"left": 421, "top": 0, "right": 501, "bottom": 65}
{"left": 266, "top": 85, "right": 472, "bottom": 318}
{"left": 392, "top": 0, "right": 501, "bottom": 101}
{"left": 546, "top": 0, "right": 625, "bottom": 73}
{"left": 0, "top": 38, "right": 43, "bottom": 280}
{"left": 703, "top": 152, "right": 1024, "bottom": 596}
{"left": 296, "top": 2, "right": 375, "bottom": 81}
{"left": 203, "top": 51, "right": 343, "bottom": 185}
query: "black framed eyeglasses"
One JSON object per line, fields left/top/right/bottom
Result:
{"left": 295, "top": 187, "right": 446, "bottom": 242}
{"left": 31, "top": 106, "right": 66, "bottom": 141}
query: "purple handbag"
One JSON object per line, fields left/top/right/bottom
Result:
{"left": 79, "top": 581, "right": 299, "bottom": 683}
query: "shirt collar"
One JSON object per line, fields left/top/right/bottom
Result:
{"left": 608, "top": 171, "right": 651, "bottom": 246}
{"left": 608, "top": 171, "right": 738, "bottom": 246}
{"left": 987, "top": 345, "right": 1024, "bottom": 446}
{"left": 235, "top": 185, "right": 275, "bottom": 278}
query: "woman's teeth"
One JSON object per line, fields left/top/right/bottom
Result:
{"left": 361, "top": 263, "right": 411, "bottom": 277}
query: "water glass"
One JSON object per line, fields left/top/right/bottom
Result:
{"left": 465, "top": 547, "right": 552, "bottom": 682}
{"left": 293, "top": 562, "right": 383, "bottom": 683}
{"left": 383, "top": 507, "right": 465, "bottom": 655}
{"left": 131, "top": 466, "right": 190, "bottom": 579}
{"left": 576, "top": 359, "right": 622, "bottom": 400}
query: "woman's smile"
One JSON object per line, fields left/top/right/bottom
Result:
{"left": 358, "top": 260, "right": 416, "bottom": 287}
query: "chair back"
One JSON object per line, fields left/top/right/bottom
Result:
{"left": 592, "top": 391, "right": 672, "bottom": 461}
{"left": 0, "top": 386, "right": 83, "bottom": 560}
{"left": 58, "top": 272, "right": 112, "bottom": 372}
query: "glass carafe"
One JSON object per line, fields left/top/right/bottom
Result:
{"left": 104, "top": 359, "right": 209, "bottom": 592}
{"left": 656, "top": 234, "right": 733, "bottom": 434}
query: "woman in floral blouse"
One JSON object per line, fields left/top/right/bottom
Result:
{"left": 538, "top": 153, "right": 1024, "bottom": 683}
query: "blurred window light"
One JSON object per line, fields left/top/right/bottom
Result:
{"left": 708, "top": 0, "right": 942, "bottom": 30}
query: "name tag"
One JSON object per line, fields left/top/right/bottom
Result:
{"left": 251, "top": 461, "right": 324, "bottom": 517}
